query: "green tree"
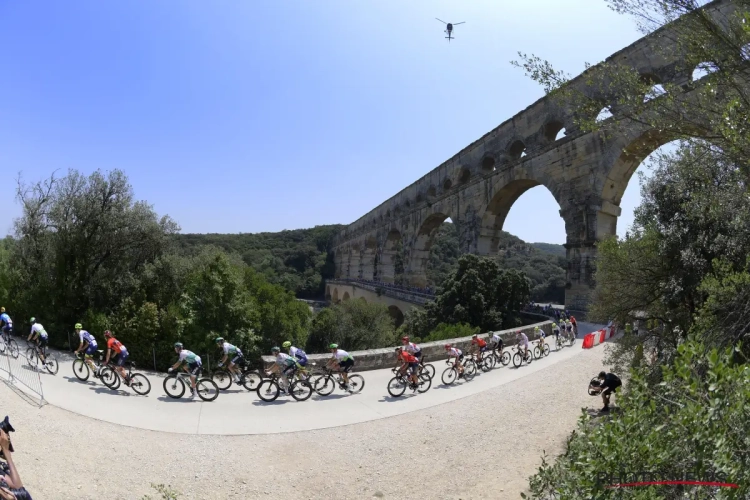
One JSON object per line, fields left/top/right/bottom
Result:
{"left": 307, "top": 299, "right": 395, "bottom": 352}
{"left": 422, "top": 322, "right": 480, "bottom": 343}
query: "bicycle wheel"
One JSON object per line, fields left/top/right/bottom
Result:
{"left": 463, "top": 360, "right": 477, "bottom": 380}
{"left": 347, "top": 374, "right": 365, "bottom": 394}
{"left": 314, "top": 375, "right": 335, "bottom": 396}
{"left": 99, "top": 367, "right": 119, "bottom": 389}
{"left": 129, "top": 373, "right": 151, "bottom": 395}
{"left": 7, "top": 339, "right": 18, "bottom": 359}
{"left": 569, "top": 334, "right": 576, "bottom": 346}
{"left": 500, "top": 351, "right": 511, "bottom": 366}
{"left": 512, "top": 352, "right": 523, "bottom": 368}
{"left": 441, "top": 367, "right": 457, "bottom": 385}
{"left": 533, "top": 346, "right": 543, "bottom": 359}
{"left": 421, "top": 363, "right": 435, "bottom": 380}
{"left": 290, "top": 380, "right": 313, "bottom": 401}
{"left": 543, "top": 344, "right": 550, "bottom": 356}
{"left": 417, "top": 373, "right": 432, "bottom": 393}
{"left": 387, "top": 376, "right": 407, "bottom": 397}
{"left": 525, "top": 351, "right": 533, "bottom": 365}
{"left": 163, "top": 375, "right": 186, "bottom": 399}
{"left": 241, "top": 370, "right": 263, "bottom": 391}
{"left": 196, "top": 378, "right": 219, "bottom": 401}
{"left": 25, "top": 348, "right": 39, "bottom": 369}
{"left": 72, "top": 359, "right": 90, "bottom": 381}
{"left": 256, "top": 379, "right": 280, "bottom": 402}
{"left": 212, "top": 369, "right": 232, "bottom": 391}
{"left": 44, "top": 355, "right": 59, "bottom": 375}
{"left": 481, "top": 355, "right": 494, "bottom": 372}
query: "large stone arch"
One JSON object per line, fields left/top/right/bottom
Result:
{"left": 332, "top": 288, "right": 339, "bottom": 303}
{"left": 406, "top": 211, "right": 453, "bottom": 287}
{"left": 477, "top": 178, "right": 561, "bottom": 255}
{"left": 342, "top": 291, "right": 351, "bottom": 301}
{"left": 380, "top": 229, "right": 402, "bottom": 283}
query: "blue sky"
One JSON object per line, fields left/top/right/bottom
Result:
{"left": 0, "top": 1, "right": 651, "bottom": 243}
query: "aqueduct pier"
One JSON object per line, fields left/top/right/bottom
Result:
{"left": 330, "top": 0, "right": 740, "bottom": 312}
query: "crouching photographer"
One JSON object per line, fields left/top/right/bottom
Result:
{"left": 0, "top": 417, "right": 32, "bottom": 500}
{"left": 588, "top": 371, "right": 622, "bottom": 413}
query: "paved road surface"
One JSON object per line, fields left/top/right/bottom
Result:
{"left": 35, "top": 323, "right": 601, "bottom": 435}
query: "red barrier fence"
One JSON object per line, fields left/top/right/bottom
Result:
{"left": 582, "top": 325, "right": 616, "bottom": 349}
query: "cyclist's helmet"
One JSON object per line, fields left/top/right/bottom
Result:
{"left": 271, "top": 346, "right": 280, "bottom": 353}
{"left": 472, "top": 334, "right": 478, "bottom": 338}
{"left": 104, "top": 330, "right": 113, "bottom": 338}
{"left": 401, "top": 336, "right": 409, "bottom": 342}
{"left": 30, "top": 317, "right": 36, "bottom": 324}
{"left": 444, "top": 343, "right": 452, "bottom": 349}
{"left": 0, "top": 307, "right": 4, "bottom": 313}
{"left": 394, "top": 346, "right": 401, "bottom": 352}
{"left": 215, "top": 337, "right": 224, "bottom": 344}
{"left": 329, "top": 343, "right": 338, "bottom": 349}
{"left": 174, "top": 342, "right": 183, "bottom": 349}
{"left": 74, "top": 323, "right": 82, "bottom": 329}
{"left": 282, "top": 341, "right": 291, "bottom": 348}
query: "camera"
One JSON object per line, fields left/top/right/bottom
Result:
{"left": 0, "top": 416, "right": 15, "bottom": 456}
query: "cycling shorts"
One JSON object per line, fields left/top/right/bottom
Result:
{"left": 115, "top": 351, "right": 129, "bottom": 367}
{"left": 230, "top": 353, "right": 244, "bottom": 365}
{"left": 479, "top": 346, "right": 487, "bottom": 353}
{"left": 282, "top": 363, "right": 297, "bottom": 376}
{"left": 338, "top": 358, "right": 354, "bottom": 373}
{"left": 2, "top": 326, "right": 12, "bottom": 336}
{"left": 85, "top": 343, "right": 98, "bottom": 356}
{"left": 295, "top": 357, "right": 308, "bottom": 367}
{"left": 408, "top": 362, "right": 419, "bottom": 374}
{"left": 39, "top": 336, "right": 48, "bottom": 347}
{"left": 413, "top": 350, "right": 422, "bottom": 360}
{"left": 187, "top": 362, "right": 202, "bottom": 376}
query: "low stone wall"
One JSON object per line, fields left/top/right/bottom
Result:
{"left": 261, "top": 320, "right": 552, "bottom": 372}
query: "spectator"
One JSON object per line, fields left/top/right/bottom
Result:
{"left": 0, "top": 428, "right": 31, "bottom": 500}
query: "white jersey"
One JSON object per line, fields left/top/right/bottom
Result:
{"left": 333, "top": 349, "right": 353, "bottom": 362}
{"left": 404, "top": 342, "right": 420, "bottom": 354}
{"left": 447, "top": 348, "right": 462, "bottom": 357}
{"left": 31, "top": 323, "right": 48, "bottom": 339}
{"left": 517, "top": 333, "right": 529, "bottom": 346}
{"left": 491, "top": 334, "right": 501, "bottom": 344}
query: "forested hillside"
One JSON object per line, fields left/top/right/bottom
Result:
{"left": 176, "top": 222, "right": 567, "bottom": 303}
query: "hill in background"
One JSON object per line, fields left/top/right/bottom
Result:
{"left": 175, "top": 223, "right": 567, "bottom": 303}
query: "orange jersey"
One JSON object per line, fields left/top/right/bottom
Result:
{"left": 107, "top": 337, "right": 125, "bottom": 353}
{"left": 472, "top": 338, "right": 487, "bottom": 348}
{"left": 399, "top": 351, "right": 418, "bottom": 364}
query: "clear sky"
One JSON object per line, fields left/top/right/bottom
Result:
{"left": 0, "top": 0, "right": 652, "bottom": 243}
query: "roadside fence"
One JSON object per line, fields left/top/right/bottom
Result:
{"left": 0, "top": 335, "right": 45, "bottom": 406}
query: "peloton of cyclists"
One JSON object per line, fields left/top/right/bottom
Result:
{"left": 73, "top": 323, "right": 100, "bottom": 377}
{"left": 327, "top": 344, "right": 355, "bottom": 392}
{"left": 27, "top": 317, "right": 49, "bottom": 365}
{"left": 394, "top": 346, "right": 420, "bottom": 390}
{"left": 168, "top": 342, "right": 202, "bottom": 399}
{"left": 102, "top": 331, "right": 130, "bottom": 385}
{"left": 215, "top": 337, "right": 243, "bottom": 383}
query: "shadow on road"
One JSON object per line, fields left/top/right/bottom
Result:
{"left": 89, "top": 386, "right": 131, "bottom": 397}
{"left": 310, "top": 394, "right": 349, "bottom": 402}
{"left": 251, "top": 399, "right": 290, "bottom": 406}
{"left": 64, "top": 376, "right": 97, "bottom": 386}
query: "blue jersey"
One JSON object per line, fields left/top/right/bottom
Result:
{"left": 0, "top": 313, "right": 11, "bottom": 328}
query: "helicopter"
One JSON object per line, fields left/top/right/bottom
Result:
{"left": 435, "top": 18, "right": 465, "bottom": 42}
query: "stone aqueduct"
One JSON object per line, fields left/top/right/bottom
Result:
{"left": 329, "top": 0, "right": 737, "bottom": 312}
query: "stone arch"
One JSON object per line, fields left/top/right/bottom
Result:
{"left": 477, "top": 179, "right": 560, "bottom": 255}
{"left": 458, "top": 167, "right": 471, "bottom": 185}
{"left": 427, "top": 186, "right": 437, "bottom": 198}
{"left": 691, "top": 61, "right": 718, "bottom": 82}
{"left": 380, "top": 229, "right": 402, "bottom": 283}
{"left": 508, "top": 139, "right": 527, "bottom": 160}
{"left": 361, "top": 236, "right": 377, "bottom": 280}
{"left": 543, "top": 120, "right": 566, "bottom": 142}
{"left": 407, "top": 212, "right": 453, "bottom": 287}
{"left": 481, "top": 155, "right": 496, "bottom": 172}
{"left": 388, "top": 305, "right": 405, "bottom": 328}
{"left": 332, "top": 288, "right": 340, "bottom": 303}
{"left": 640, "top": 73, "right": 666, "bottom": 103}
{"left": 443, "top": 178, "right": 453, "bottom": 191}
{"left": 342, "top": 291, "right": 351, "bottom": 301}
{"left": 358, "top": 296, "right": 367, "bottom": 303}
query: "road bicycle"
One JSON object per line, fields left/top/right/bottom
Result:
{"left": 72, "top": 351, "right": 120, "bottom": 387}
{"left": 212, "top": 356, "right": 258, "bottom": 391}
{"left": 557, "top": 329, "right": 575, "bottom": 349}
{"left": 387, "top": 367, "right": 431, "bottom": 397}
{"left": 487, "top": 345, "right": 511, "bottom": 367}
{"left": 512, "top": 345, "right": 533, "bottom": 367}
{"left": 533, "top": 339, "right": 551, "bottom": 359}
{"left": 99, "top": 359, "right": 151, "bottom": 395}
{"left": 469, "top": 349, "right": 494, "bottom": 372}
{"left": 0, "top": 331, "right": 19, "bottom": 359}
{"left": 163, "top": 368, "right": 219, "bottom": 401}
{"left": 417, "top": 355, "right": 435, "bottom": 380}
{"left": 256, "top": 371, "right": 313, "bottom": 402}
{"left": 441, "top": 357, "right": 476, "bottom": 385}
{"left": 25, "top": 341, "right": 59, "bottom": 375}
{"left": 310, "top": 366, "right": 365, "bottom": 396}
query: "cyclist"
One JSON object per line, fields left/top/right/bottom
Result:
{"left": 327, "top": 344, "right": 355, "bottom": 391}
{"left": 551, "top": 321, "right": 561, "bottom": 346}
{"left": 269, "top": 346, "right": 299, "bottom": 393}
{"left": 0, "top": 308, "right": 12, "bottom": 340}
{"left": 102, "top": 331, "right": 130, "bottom": 384}
{"left": 443, "top": 343, "right": 464, "bottom": 377}
{"left": 516, "top": 330, "right": 530, "bottom": 360}
{"left": 401, "top": 336, "right": 422, "bottom": 362}
{"left": 394, "top": 347, "right": 420, "bottom": 390}
{"left": 215, "top": 337, "right": 243, "bottom": 383}
{"left": 282, "top": 341, "right": 308, "bottom": 367}
{"left": 565, "top": 319, "right": 574, "bottom": 341}
{"left": 168, "top": 342, "right": 202, "bottom": 399}
{"left": 469, "top": 334, "right": 487, "bottom": 364}
{"left": 490, "top": 332, "right": 503, "bottom": 353}
{"left": 73, "top": 323, "right": 99, "bottom": 377}
{"left": 27, "top": 318, "right": 49, "bottom": 365}
{"left": 534, "top": 326, "right": 546, "bottom": 351}
{"left": 570, "top": 316, "right": 578, "bottom": 335}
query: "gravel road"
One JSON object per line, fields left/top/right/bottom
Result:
{"left": 1, "top": 344, "right": 607, "bottom": 499}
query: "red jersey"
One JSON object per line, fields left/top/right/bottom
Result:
{"left": 107, "top": 337, "right": 125, "bottom": 353}
{"left": 399, "top": 351, "right": 418, "bottom": 364}
{"left": 472, "top": 338, "right": 487, "bottom": 348}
